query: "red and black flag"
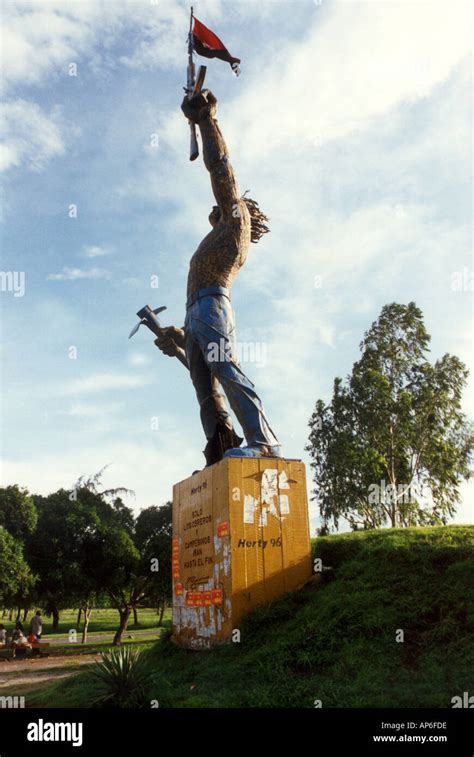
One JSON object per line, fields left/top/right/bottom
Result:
{"left": 192, "top": 17, "right": 241, "bottom": 75}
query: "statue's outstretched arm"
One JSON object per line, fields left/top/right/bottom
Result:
{"left": 181, "top": 91, "right": 242, "bottom": 220}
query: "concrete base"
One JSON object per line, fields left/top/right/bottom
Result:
{"left": 171, "top": 457, "right": 312, "bottom": 650}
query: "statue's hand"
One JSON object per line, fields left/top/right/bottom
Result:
{"left": 181, "top": 90, "right": 217, "bottom": 124}
{"left": 154, "top": 326, "right": 185, "bottom": 358}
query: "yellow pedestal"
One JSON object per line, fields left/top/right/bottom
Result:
{"left": 171, "top": 457, "right": 312, "bottom": 649}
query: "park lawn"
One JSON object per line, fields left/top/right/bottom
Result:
{"left": 47, "top": 636, "right": 165, "bottom": 656}
{"left": 22, "top": 673, "right": 99, "bottom": 709}
{"left": 0, "top": 607, "right": 171, "bottom": 640}
{"left": 13, "top": 525, "right": 474, "bottom": 708}
{"left": 0, "top": 608, "right": 170, "bottom": 664}
{"left": 6, "top": 674, "right": 99, "bottom": 709}
{"left": 0, "top": 635, "right": 164, "bottom": 661}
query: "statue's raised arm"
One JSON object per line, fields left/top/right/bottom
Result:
{"left": 181, "top": 90, "right": 242, "bottom": 220}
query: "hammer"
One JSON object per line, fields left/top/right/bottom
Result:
{"left": 128, "top": 305, "right": 188, "bottom": 369}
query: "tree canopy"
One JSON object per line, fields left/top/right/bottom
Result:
{"left": 0, "top": 470, "right": 172, "bottom": 645}
{"left": 0, "top": 527, "right": 35, "bottom": 607}
{"left": 0, "top": 485, "right": 37, "bottom": 541}
{"left": 307, "top": 302, "right": 473, "bottom": 531}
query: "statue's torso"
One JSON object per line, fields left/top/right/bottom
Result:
{"left": 187, "top": 205, "right": 251, "bottom": 295}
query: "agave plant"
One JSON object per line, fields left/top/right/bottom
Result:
{"left": 90, "top": 646, "right": 153, "bottom": 708}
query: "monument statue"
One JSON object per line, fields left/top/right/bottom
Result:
{"left": 129, "top": 10, "right": 312, "bottom": 650}
{"left": 153, "top": 89, "right": 281, "bottom": 466}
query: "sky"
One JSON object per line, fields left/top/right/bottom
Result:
{"left": 0, "top": 0, "right": 472, "bottom": 533}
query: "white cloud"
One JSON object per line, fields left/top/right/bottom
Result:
{"left": 0, "top": 99, "right": 65, "bottom": 171}
{"left": 1, "top": 437, "right": 197, "bottom": 511}
{"left": 129, "top": 352, "right": 152, "bottom": 367}
{"left": 1, "top": 1, "right": 101, "bottom": 93}
{"left": 131, "top": 1, "right": 471, "bottom": 169}
{"left": 224, "top": 0, "right": 472, "bottom": 160}
{"left": 68, "top": 401, "right": 123, "bottom": 417}
{"left": 0, "top": 0, "right": 192, "bottom": 174}
{"left": 67, "top": 401, "right": 126, "bottom": 433}
{"left": 47, "top": 267, "right": 110, "bottom": 281}
{"left": 83, "top": 245, "right": 111, "bottom": 258}
{"left": 118, "top": 3, "right": 189, "bottom": 71}
{"left": 3, "top": 0, "right": 470, "bottom": 176}
{"left": 64, "top": 372, "right": 151, "bottom": 395}
{"left": 0, "top": 0, "right": 206, "bottom": 94}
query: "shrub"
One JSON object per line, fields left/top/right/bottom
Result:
{"left": 90, "top": 646, "right": 153, "bottom": 708}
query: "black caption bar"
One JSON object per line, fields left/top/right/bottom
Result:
{"left": 0, "top": 708, "right": 472, "bottom": 755}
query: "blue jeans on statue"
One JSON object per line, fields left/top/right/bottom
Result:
{"left": 184, "top": 286, "right": 280, "bottom": 449}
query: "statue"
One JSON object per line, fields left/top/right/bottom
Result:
{"left": 154, "top": 90, "right": 281, "bottom": 466}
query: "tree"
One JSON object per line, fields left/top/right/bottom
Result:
{"left": 0, "top": 527, "right": 35, "bottom": 607}
{"left": 0, "top": 486, "right": 38, "bottom": 618}
{"left": 86, "top": 525, "right": 149, "bottom": 645}
{"left": 135, "top": 503, "right": 172, "bottom": 625}
{"left": 110, "top": 497, "right": 135, "bottom": 536}
{"left": 0, "top": 485, "right": 37, "bottom": 542}
{"left": 73, "top": 469, "right": 149, "bottom": 644}
{"left": 307, "top": 302, "right": 473, "bottom": 531}
{"left": 5, "top": 469, "right": 167, "bottom": 645}
{"left": 30, "top": 477, "right": 138, "bottom": 642}
{"left": 74, "top": 467, "right": 135, "bottom": 533}
{"left": 28, "top": 490, "right": 103, "bottom": 632}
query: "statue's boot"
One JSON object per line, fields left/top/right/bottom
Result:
{"left": 204, "top": 424, "right": 243, "bottom": 466}
{"left": 224, "top": 444, "right": 282, "bottom": 459}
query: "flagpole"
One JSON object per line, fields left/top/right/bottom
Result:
{"left": 187, "top": 6, "right": 199, "bottom": 161}
{"left": 189, "top": 5, "right": 194, "bottom": 52}
{"left": 187, "top": 5, "right": 195, "bottom": 94}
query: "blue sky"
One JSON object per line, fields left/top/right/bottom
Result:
{"left": 1, "top": 0, "right": 472, "bottom": 531}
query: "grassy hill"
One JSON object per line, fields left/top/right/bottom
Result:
{"left": 24, "top": 525, "right": 474, "bottom": 708}
{"left": 144, "top": 525, "right": 473, "bottom": 708}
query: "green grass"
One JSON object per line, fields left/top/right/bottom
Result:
{"left": 0, "top": 607, "right": 170, "bottom": 639}
{"left": 17, "top": 671, "right": 101, "bottom": 709}
{"left": 0, "top": 608, "right": 170, "bottom": 664}
{"left": 0, "top": 637, "right": 164, "bottom": 663}
{"left": 13, "top": 526, "right": 474, "bottom": 708}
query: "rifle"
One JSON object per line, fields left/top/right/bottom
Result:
{"left": 187, "top": 6, "right": 206, "bottom": 161}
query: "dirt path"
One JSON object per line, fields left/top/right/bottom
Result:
{"left": 0, "top": 655, "right": 95, "bottom": 689}
{"left": 0, "top": 629, "right": 162, "bottom": 691}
